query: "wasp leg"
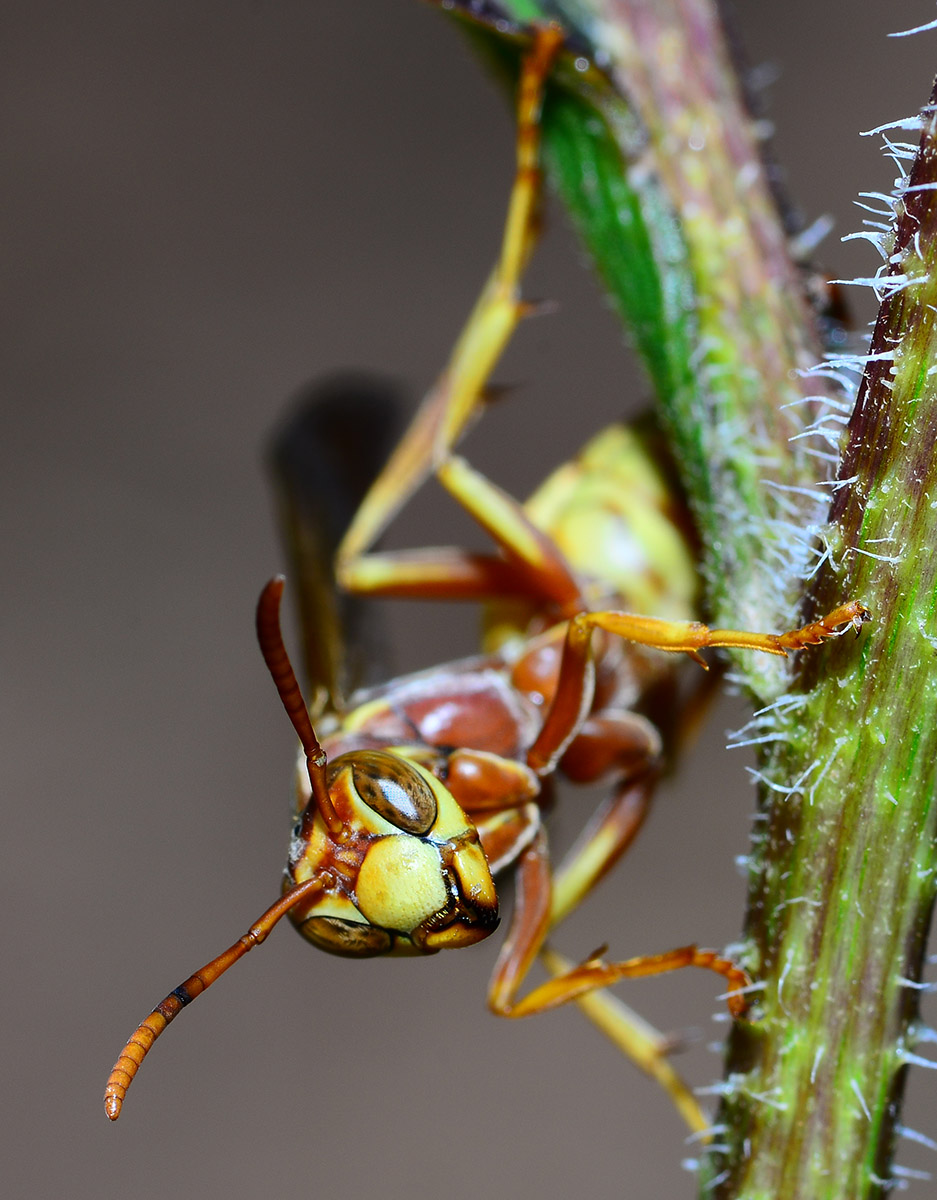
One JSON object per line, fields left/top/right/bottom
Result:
{"left": 339, "top": 455, "right": 584, "bottom": 615}
{"left": 439, "top": 454, "right": 583, "bottom": 611}
{"left": 527, "top": 602, "right": 870, "bottom": 771}
{"left": 449, "top": 751, "right": 709, "bottom": 1133}
{"left": 103, "top": 876, "right": 326, "bottom": 1121}
{"left": 486, "top": 818, "right": 738, "bottom": 1132}
{"left": 539, "top": 946, "right": 710, "bottom": 1136}
{"left": 339, "top": 546, "right": 560, "bottom": 603}
{"left": 337, "top": 27, "right": 563, "bottom": 576}
{"left": 485, "top": 713, "right": 747, "bottom": 1131}
{"left": 489, "top": 753, "right": 745, "bottom": 1018}
{"left": 489, "top": 827, "right": 749, "bottom": 1020}
{"left": 503, "top": 936, "right": 750, "bottom": 1018}
{"left": 579, "top": 603, "right": 872, "bottom": 661}
{"left": 550, "top": 761, "right": 660, "bottom": 927}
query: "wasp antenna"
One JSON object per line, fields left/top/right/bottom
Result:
{"left": 104, "top": 876, "right": 326, "bottom": 1120}
{"left": 256, "top": 577, "right": 342, "bottom": 834}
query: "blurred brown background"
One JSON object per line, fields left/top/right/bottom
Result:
{"left": 4, "top": 3, "right": 937, "bottom": 1197}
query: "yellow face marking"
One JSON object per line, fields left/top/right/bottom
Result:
{"left": 355, "top": 836, "right": 447, "bottom": 934}
{"left": 422, "top": 775, "right": 475, "bottom": 841}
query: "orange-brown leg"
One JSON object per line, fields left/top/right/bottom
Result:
{"left": 471, "top": 720, "right": 662, "bottom": 1002}
{"left": 104, "top": 876, "right": 325, "bottom": 1121}
{"left": 338, "top": 547, "right": 528, "bottom": 598}
{"left": 334, "top": 30, "right": 587, "bottom": 620}
{"left": 488, "top": 828, "right": 553, "bottom": 1014}
{"left": 487, "top": 770, "right": 749, "bottom": 1022}
{"left": 538, "top": 945, "right": 710, "bottom": 1135}
{"left": 505, "top": 938, "right": 750, "bottom": 1020}
{"left": 527, "top": 602, "right": 871, "bottom": 772}
{"left": 484, "top": 804, "right": 745, "bottom": 1137}
{"left": 474, "top": 718, "right": 720, "bottom": 1130}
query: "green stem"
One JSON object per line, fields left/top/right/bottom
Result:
{"left": 706, "top": 84, "right": 937, "bottom": 1199}
{"left": 448, "top": 0, "right": 839, "bottom": 698}
{"left": 433, "top": 1, "right": 937, "bottom": 1195}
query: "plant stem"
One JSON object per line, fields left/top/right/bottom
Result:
{"left": 438, "top": 2, "right": 937, "bottom": 1193}
{"left": 705, "top": 85, "right": 937, "bottom": 1199}
{"left": 451, "top": 0, "right": 839, "bottom": 698}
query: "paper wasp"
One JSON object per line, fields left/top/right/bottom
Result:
{"left": 105, "top": 25, "right": 868, "bottom": 1128}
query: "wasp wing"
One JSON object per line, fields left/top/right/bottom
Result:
{"left": 268, "top": 375, "right": 403, "bottom": 713}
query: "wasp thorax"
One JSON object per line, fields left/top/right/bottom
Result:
{"left": 338, "top": 749, "right": 437, "bottom": 834}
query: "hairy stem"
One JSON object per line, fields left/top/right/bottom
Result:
{"left": 705, "top": 86, "right": 937, "bottom": 1199}
{"left": 447, "top": 0, "right": 839, "bottom": 698}
{"left": 433, "top": 1, "right": 937, "bottom": 1195}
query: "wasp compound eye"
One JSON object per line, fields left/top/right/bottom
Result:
{"left": 299, "top": 915, "right": 393, "bottom": 958}
{"left": 347, "top": 750, "right": 438, "bottom": 834}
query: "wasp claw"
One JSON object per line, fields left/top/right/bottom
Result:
{"left": 582, "top": 943, "right": 609, "bottom": 967}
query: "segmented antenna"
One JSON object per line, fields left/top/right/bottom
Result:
{"left": 255, "top": 577, "right": 342, "bottom": 834}
{"left": 104, "top": 875, "right": 325, "bottom": 1119}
